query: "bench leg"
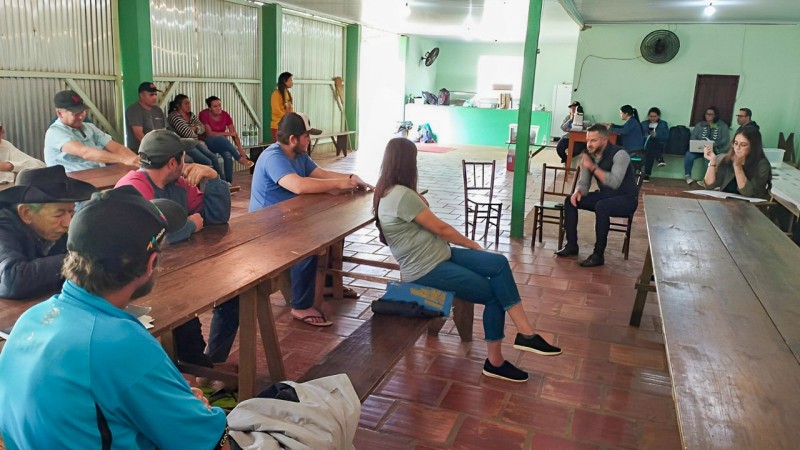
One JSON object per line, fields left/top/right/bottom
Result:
{"left": 453, "top": 298, "right": 474, "bottom": 342}
{"left": 256, "top": 280, "right": 286, "bottom": 384}
{"left": 630, "top": 246, "right": 654, "bottom": 327}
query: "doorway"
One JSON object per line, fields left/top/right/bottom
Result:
{"left": 690, "top": 75, "right": 739, "bottom": 127}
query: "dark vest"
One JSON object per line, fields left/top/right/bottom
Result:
{"left": 595, "top": 143, "right": 638, "bottom": 197}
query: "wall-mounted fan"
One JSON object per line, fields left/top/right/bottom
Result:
{"left": 420, "top": 47, "right": 440, "bottom": 66}
{"left": 640, "top": 30, "right": 680, "bottom": 64}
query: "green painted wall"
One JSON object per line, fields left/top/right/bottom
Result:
{"left": 261, "top": 4, "right": 281, "bottom": 137}
{"left": 118, "top": 0, "right": 153, "bottom": 108}
{"left": 430, "top": 39, "right": 576, "bottom": 110}
{"left": 345, "top": 24, "right": 360, "bottom": 148}
{"left": 404, "top": 36, "right": 440, "bottom": 99}
{"left": 572, "top": 23, "right": 800, "bottom": 156}
{"left": 404, "top": 104, "right": 551, "bottom": 147}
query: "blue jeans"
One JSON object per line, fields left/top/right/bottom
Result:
{"left": 413, "top": 247, "right": 520, "bottom": 342}
{"left": 206, "top": 297, "right": 240, "bottom": 363}
{"left": 684, "top": 151, "right": 708, "bottom": 177}
{"left": 290, "top": 256, "right": 318, "bottom": 310}
{"left": 186, "top": 143, "right": 223, "bottom": 179}
{"left": 205, "top": 136, "right": 240, "bottom": 182}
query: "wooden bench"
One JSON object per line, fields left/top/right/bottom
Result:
{"left": 310, "top": 131, "right": 356, "bottom": 157}
{"left": 629, "top": 196, "right": 800, "bottom": 447}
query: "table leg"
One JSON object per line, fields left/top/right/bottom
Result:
{"left": 238, "top": 287, "right": 258, "bottom": 400}
{"left": 629, "top": 246, "right": 655, "bottom": 327}
{"left": 256, "top": 280, "right": 286, "bottom": 383}
{"left": 566, "top": 139, "right": 575, "bottom": 177}
{"left": 313, "top": 248, "right": 330, "bottom": 311}
{"left": 329, "top": 240, "right": 344, "bottom": 299}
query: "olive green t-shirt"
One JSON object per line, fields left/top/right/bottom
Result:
{"left": 377, "top": 185, "right": 451, "bottom": 281}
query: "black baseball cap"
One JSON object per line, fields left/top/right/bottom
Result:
{"left": 138, "top": 82, "right": 162, "bottom": 94}
{"left": 278, "top": 112, "right": 322, "bottom": 138}
{"left": 568, "top": 101, "right": 581, "bottom": 108}
{"left": 54, "top": 90, "right": 89, "bottom": 113}
{"left": 67, "top": 186, "right": 187, "bottom": 270}
{"left": 138, "top": 129, "right": 197, "bottom": 167}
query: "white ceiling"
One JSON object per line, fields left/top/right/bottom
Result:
{"left": 270, "top": 0, "right": 800, "bottom": 43}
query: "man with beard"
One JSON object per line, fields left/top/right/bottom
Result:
{"left": 249, "top": 112, "right": 372, "bottom": 326}
{"left": 116, "top": 129, "right": 239, "bottom": 368}
{"left": 0, "top": 186, "right": 231, "bottom": 449}
{"left": 555, "top": 124, "right": 639, "bottom": 267}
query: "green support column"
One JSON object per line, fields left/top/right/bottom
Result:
{"left": 118, "top": 0, "right": 153, "bottom": 108}
{"left": 345, "top": 24, "right": 360, "bottom": 148}
{"left": 261, "top": 4, "right": 282, "bottom": 138}
{"left": 511, "top": 0, "right": 544, "bottom": 238}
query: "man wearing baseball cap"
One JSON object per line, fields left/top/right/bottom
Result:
{"left": 556, "top": 100, "right": 586, "bottom": 165}
{"left": 44, "top": 90, "right": 140, "bottom": 172}
{"left": 126, "top": 82, "right": 167, "bottom": 151}
{"left": 117, "top": 129, "right": 239, "bottom": 367}
{"left": 0, "top": 165, "right": 96, "bottom": 298}
{"left": 0, "top": 186, "right": 232, "bottom": 449}
{"left": 249, "top": 112, "right": 372, "bottom": 326}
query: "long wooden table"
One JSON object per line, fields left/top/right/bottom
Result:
{"left": 66, "top": 165, "right": 134, "bottom": 190}
{"left": 0, "top": 191, "right": 375, "bottom": 400}
{"left": 630, "top": 196, "right": 800, "bottom": 448}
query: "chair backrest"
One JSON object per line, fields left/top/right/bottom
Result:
{"left": 539, "top": 164, "right": 578, "bottom": 203}
{"left": 462, "top": 160, "right": 497, "bottom": 202}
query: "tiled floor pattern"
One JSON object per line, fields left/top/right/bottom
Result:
{"left": 217, "top": 145, "right": 700, "bottom": 449}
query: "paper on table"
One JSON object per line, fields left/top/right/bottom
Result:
{"left": 687, "top": 190, "right": 766, "bottom": 203}
{"left": 125, "top": 304, "right": 152, "bottom": 317}
{"left": 138, "top": 315, "right": 155, "bottom": 330}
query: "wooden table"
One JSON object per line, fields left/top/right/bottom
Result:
{"left": 630, "top": 195, "right": 800, "bottom": 448}
{"left": 771, "top": 162, "right": 800, "bottom": 217}
{"left": 67, "top": 165, "right": 134, "bottom": 190}
{"left": 0, "top": 191, "right": 375, "bottom": 400}
{"left": 565, "top": 130, "right": 617, "bottom": 176}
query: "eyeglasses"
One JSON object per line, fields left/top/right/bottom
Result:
{"left": 736, "top": 114, "right": 746, "bottom": 118}
{"left": 705, "top": 112, "right": 715, "bottom": 116}
{"left": 732, "top": 141, "right": 750, "bottom": 148}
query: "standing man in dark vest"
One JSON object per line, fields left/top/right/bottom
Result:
{"left": 555, "top": 124, "right": 639, "bottom": 267}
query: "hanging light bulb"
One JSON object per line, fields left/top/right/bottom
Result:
{"left": 704, "top": 3, "right": 716, "bottom": 17}
{"left": 401, "top": 2, "right": 412, "bottom": 18}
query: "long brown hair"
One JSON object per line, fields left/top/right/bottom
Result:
{"left": 372, "top": 137, "right": 418, "bottom": 214}
{"left": 722, "top": 127, "right": 772, "bottom": 191}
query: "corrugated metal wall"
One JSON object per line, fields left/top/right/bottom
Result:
{"left": 150, "top": 0, "right": 262, "bottom": 141}
{"left": 0, "top": 0, "right": 119, "bottom": 160}
{"left": 281, "top": 12, "right": 345, "bottom": 138}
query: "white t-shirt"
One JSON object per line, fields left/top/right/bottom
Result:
{"left": 0, "top": 139, "right": 46, "bottom": 184}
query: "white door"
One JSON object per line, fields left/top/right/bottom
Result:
{"left": 551, "top": 84, "right": 573, "bottom": 139}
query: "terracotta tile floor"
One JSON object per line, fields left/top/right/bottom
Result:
{"left": 214, "top": 145, "right": 701, "bottom": 449}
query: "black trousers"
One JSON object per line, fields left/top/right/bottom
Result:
{"left": 563, "top": 191, "right": 638, "bottom": 256}
{"left": 643, "top": 139, "right": 665, "bottom": 175}
{"left": 555, "top": 138, "right": 586, "bottom": 164}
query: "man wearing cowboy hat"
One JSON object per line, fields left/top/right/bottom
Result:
{"left": 44, "top": 90, "right": 140, "bottom": 172}
{"left": 0, "top": 165, "right": 96, "bottom": 299}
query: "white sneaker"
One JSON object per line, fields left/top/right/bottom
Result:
{"left": 697, "top": 180, "right": 706, "bottom": 188}
{"left": 658, "top": 160, "right": 667, "bottom": 167}
{"left": 685, "top": 175, "right": 693, "bottom": 185}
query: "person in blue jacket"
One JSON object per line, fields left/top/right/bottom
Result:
{"left": 607, "top": 105, "right": 644, "bottom": 152}
{"left": 641, "top": 107, "right": 669, "bottom": 181}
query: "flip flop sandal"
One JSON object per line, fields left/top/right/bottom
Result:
{"left": 208, "top": 389, "right": 239, "bottom": 409}
{"left": 291, "top": 310, "right": 333, "bottom": 327}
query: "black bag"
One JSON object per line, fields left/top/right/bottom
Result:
{"left": 438, "top": 88, "right": 450, "bottom": 106}
{"left": 370, "top": 300, "right": 442, "bottom": 318}
{"left": 421, "top": 91, "right": 438, "bottom": 105}
{"left": 664, "top": 125, "right": 690, "bottom": 155}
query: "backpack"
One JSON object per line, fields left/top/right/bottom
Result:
{"left": 438, "top": 88, "right": 450, "bottom": 106}
{"left": 664, "top": 125, "right": 690, "bottom": 155}
{"left": 417, "top": 123, "right": 435, "bottom": 143}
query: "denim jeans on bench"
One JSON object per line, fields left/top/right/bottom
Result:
{"left": 412, "top": 247, "right": 521, "bottom": 342}
{"left": 206, "top": 135, "right": 241, "bottom": 183}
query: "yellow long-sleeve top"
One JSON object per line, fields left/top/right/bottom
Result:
{"left": 270, "top": 89, "right": 293, "bottom": 129}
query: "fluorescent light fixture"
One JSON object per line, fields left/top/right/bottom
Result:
{"left": 704, "top": 3, "right": 716, "bottom": 16}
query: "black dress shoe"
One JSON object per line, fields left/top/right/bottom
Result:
{"left": 555, "top": 245, "right": 579, "bottom": 257}
{"left": 578, "top": 253, "right": 605, "bottom": 267}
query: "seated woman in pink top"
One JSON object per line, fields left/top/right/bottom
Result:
{"left": 198, "top": 96, "right": 253, "bottom": 183}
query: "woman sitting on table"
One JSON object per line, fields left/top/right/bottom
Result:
{"left": 607, "top": 105, "right": 644, "bottom": 153}
{"left": 166, "top": 94, "right": 224, "bottom": 179}
{"left": 703, "top": 126, "right": 772, "bottom": 200}
{"left": 374, "top": 137, "right": 561, "bottom": 383}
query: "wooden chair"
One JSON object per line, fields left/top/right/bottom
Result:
{"left": 608, "top": 171, "right": 645, "bottom": 259}
{"left": 530, "top": 164, "right": 577, "bottom": 247}
{"left": 778, "top": 132, "right": 796, "bottom": 167}
{"left": 462, "top": 160, "right": 502, "bottom": 247}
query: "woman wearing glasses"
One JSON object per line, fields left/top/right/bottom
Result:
{"left": 702, "top": 126, "right": 772, "bottom": 199}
